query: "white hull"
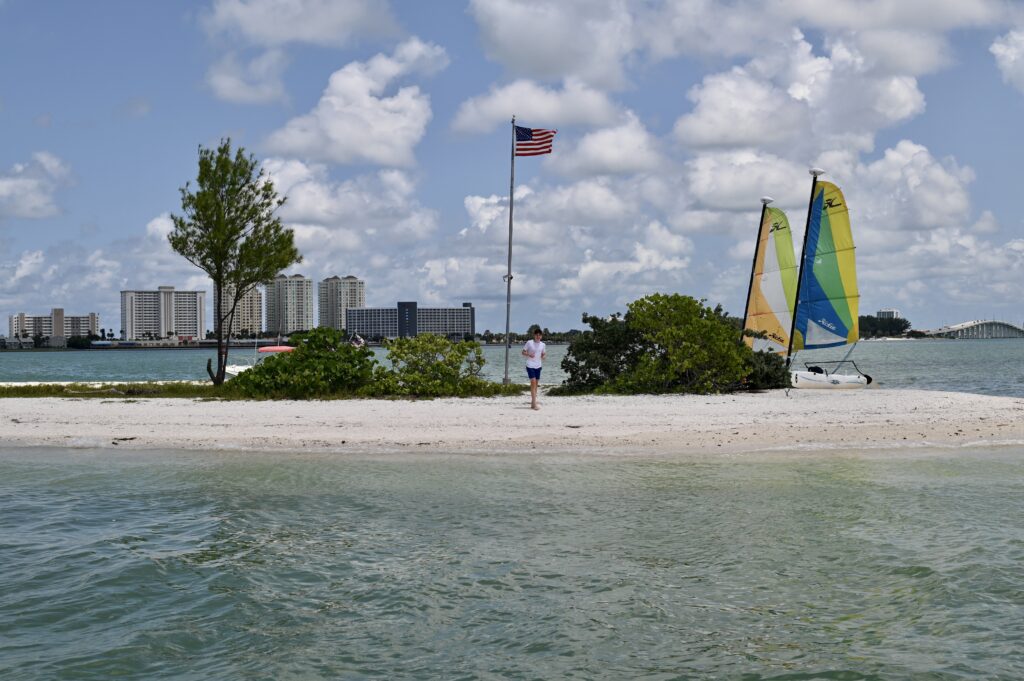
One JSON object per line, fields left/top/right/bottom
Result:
{"left": 224, "top": 364, "right": 252, "bottom": 378}
{"left": 791, "top": 370, "right": 869, "bottom": 389}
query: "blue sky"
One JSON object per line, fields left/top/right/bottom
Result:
{"left": 2, "top": 0, "right": 1024, "bottom": 334}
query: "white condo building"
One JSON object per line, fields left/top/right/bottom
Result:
{"left": 266, "top": 274, "right": 314, "bottom": 335}
{"left": 214, "top": 285, "right": 263, "bottom": 337}
{"left": 9, "top": 309, "right": 99, "bottom": 339}
{"left": 120, "top": 286, "right": 206, "bottom": 340}
{"left": 318, "top": 275, "right": 365, "bottom": 330}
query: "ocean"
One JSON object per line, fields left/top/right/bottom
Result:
{"left": 1, "top": 339, "right": 1024, "bottom": 395}
{"left": 2, "top": 447, "right": 1023, "bottom": 679}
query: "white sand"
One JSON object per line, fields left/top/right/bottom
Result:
{"left": 1, "top": 389, "right": 1022, "bottom": 455}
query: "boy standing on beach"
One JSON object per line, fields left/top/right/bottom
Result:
{"left": 522, "top": 327, "right": 546, "bottom": 411}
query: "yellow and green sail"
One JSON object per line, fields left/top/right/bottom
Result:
{"left": 792, "top": 181, "right": 859, "bottom": 351}
{"left": 743, "top": 207, "right": 797, "bottom": 354}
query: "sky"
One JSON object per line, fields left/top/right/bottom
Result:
{"left": 2, "top": 0, "right": 1024, "bottom": 335}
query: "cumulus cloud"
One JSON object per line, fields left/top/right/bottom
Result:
{"left": 452, "top": 79, "right": 621, "bottom": 133}
{"left": 265, "top": 38, "right": 448, "bottom": 166}
{"left": 468, "top": 0, "right": 636, "bottom": 89}
{"left": 0, "top": 152, "right": 71, "bottom": 221}
{"left": 202, "top": 0, "right": 397, "bottom": 47}
{"left": 206, "top": 49, "right": 289, "bottom": 103}
{"left": 548, "top": 112, "right": 665, "bottom": 177}
{"left": 991, "top": 30, "right": 1024, "bottom": 92}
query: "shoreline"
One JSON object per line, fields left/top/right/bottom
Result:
{"left": 1, "top": 389, "right": 1022, "bottom": 456}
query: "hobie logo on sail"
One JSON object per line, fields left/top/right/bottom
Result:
{"left": 824, "top": 198, "right": 842, "bottom": 209}
{"left": 817, "top": 317, "right": 837, "bottom": 331}
{"left": 769, "top": 221, "right": 786, "bottom": 233}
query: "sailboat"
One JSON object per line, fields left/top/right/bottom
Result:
{"left": 786, "top": 168, "right": 871, "bottom": 389}
{"left": 741, "top": 196, "right": 798, "bottom": 355}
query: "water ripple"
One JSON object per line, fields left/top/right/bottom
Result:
{"left": 2, "top": 448, "right": 1024, "bottom": 679}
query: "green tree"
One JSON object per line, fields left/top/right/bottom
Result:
{"left": 168, "top": 139, "right": 301, "bottom": 385}
{"left": 616, "top": 294, "right": 749, "bottom": 394}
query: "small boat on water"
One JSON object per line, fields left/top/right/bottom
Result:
{"left": 742, "top": 168, "right": 873, "bottom": 389}
{"left": 224, "top": 345, "right": 294, "bottom": 378}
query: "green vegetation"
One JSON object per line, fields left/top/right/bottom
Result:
{"left": 229, "top": 328, "right": 522, "bottom": 400}
{"left": 168, "top": 138, "right": 301, "bottom": 385}
{"left": 0, "top": 383, "right": 225, "bottom": 399}
{"left": 552, "top": 293, "right": 790, "bottom": 395}
{"left": 859, "top": 314, "right": 912, "bottom": 338}
{"left": 229, "top": 327, "right": 377, "bottom": 399}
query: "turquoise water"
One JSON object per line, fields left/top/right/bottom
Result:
{"left": 2, "top": 339, "right": 1024, "bottom": 395}
{"left": 2, "top": 447, "right": 1024, "bottom": 679}
{"left": 0, "top": 345, "right": 570, "bottom": 385}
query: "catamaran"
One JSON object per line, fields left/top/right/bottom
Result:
{"left": 742, "top": 168, "right": 872, "bottom": 389}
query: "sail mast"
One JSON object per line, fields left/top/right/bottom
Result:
{"left": 786, "top": 167, "right": 824, "bottom": 364}
{"left": 740, "top": 196, "right": 773, "bottom": 343}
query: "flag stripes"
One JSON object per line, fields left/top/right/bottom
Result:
{"left": 515, "top": 126, "right": 556, "bottom": 156}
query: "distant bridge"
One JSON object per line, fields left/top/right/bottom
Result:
{"left": 925, "top": 320, "right": 1024, "bottom": 339}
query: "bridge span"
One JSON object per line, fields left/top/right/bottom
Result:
{"left": 925, "top": 320, "right": 1024, "bottom": 339}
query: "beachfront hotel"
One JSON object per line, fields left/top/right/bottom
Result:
{"left": 877, "top": 308, "right": 903, "bottom": 319}
{"left": 266, "top": 274, "right": 314, "bottom": 336}
{"left": 8, "top": 309, "right": 100, "bottom": 343}
{"left": 318, "top": 275, "right": 365, "bottom": 331}
{"left": 120, "top": 286, "right": 205, "bottom": 340}
{"left": 213, "top": 285, "right": 263, "bottom": 338}
{"left": 346, "top": 301, "right": 475, "bottom": 340}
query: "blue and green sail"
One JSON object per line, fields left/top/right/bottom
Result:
{"left": 792, "top": 181, "right": 859, "bottom": 351}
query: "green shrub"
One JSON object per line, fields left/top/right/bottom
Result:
{"left": 743, "top": 350, "right": 791, "bottom": 390}
{"left": 553, "top": 293, "right": 782, "bottom": 395}
{"left": 370, "top": 334, "right": 494, "bottom": 397}
{"left": 228, "top": 327, "right": 377, "bottom": 399}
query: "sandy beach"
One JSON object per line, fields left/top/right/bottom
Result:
{"left": 1, "top": 389, "right": 1022, "bottom": 455}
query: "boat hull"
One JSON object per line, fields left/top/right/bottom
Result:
{"left": 790, "top": 370, "right": 869, "bottom": 389}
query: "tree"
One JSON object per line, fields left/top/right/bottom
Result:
{"left": 169, "top": 139, "right": 301, "bottom": 385}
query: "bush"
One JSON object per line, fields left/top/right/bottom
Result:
{"left": 553, "top": 313, "right": 644, "bottom": 395}
{"left": 229, "top": 327, "right": 377, "bottom": 399}
{"left": 743, "top": 350, "right": 791, "bottom": 391}
{"left": 553, "top": 293, "right": 789, "bottom": 395}
{"left": 370, "top": 334, "right": 499, "bottom": 397}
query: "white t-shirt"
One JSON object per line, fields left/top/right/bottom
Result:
{"left": 523, "top": 339, "right": 546, "bottom": 369}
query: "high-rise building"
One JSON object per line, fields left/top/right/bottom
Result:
{"left": 8, "top": 309, "right": 99, "bottom": 340}
{"left": 266, "top": 274, "right": 314, "bottom": 335}
{"left": 346, "top": 302, "right": 475, "bottom": 340}
{"left": 877, "top": 308, "right": 902, "bottom": 319}
{"left": 214, "top": 285, "right": 263, "bottom": 337}
{"left": 318, "top": 275, "right": 365, "bottom": 330}
{"left": 120, "top": 286, "right": 206, "bottom": 340}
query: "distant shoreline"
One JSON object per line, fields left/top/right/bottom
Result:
{"left": 1, "top": 389, "right": 1021, "bottom": 456}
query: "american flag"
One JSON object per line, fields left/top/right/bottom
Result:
{"left": 515, "top": 125, "right": 556, "bottom": 156}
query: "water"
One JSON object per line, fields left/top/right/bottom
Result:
{"left": 3, "top": 339, "right": 1024, "bottom": 395}
{"left": 2, "top": 447, "right": 1024, "bottom": 679}
{"left": 0, "top": 345, "right": 570, "bottom": 386}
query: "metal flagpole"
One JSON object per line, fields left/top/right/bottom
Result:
{"left": 786, "top": 167, "right": 824, "bottom": 366}
{"left": 502, "top": 116, "right": 516, "bottom": 384}
{"left": 740, "top": 196, "right": 773, "bottom": 344}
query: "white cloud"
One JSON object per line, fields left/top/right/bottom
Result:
{"left": 452, "top": 79, "right": 620, "bottom": 133}
{"left": 202, "top": 0, "right": 397, "bottom": 47}
{"left": 468, "top": 0, "right": 636, "bottom": 89}
{"left": 991, "top": 30, "right": 1024, "bottom": 92}
{"left": 549, "top": 112, "right": 665, "bottom": 176}
{"left": 674, "top": 68, "right": 810, "bottom": 151}
{"left": 206, "top": 49, "right": 289, "bottom": 104}
{"left": 0, "top": 152, "right": 71, "bottom": 221}
{"left": 848, "top": 30, "right": 951, "bottom": 75}
{"left": 265, "top": 38, "right": 448, "bottom": 166}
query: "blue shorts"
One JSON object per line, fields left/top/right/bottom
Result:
{"left": 527, "top": 367, "right": 542, "bottom": 381}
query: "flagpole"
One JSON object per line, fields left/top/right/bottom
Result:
{"left": 502, "top": 115, "right": 516, "bottom": 384}
{"left": 786, "top": 167, "right": 824, "bottom": 366}
{"left": 740, "top": 196, "right": 773, "bottom": 344}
